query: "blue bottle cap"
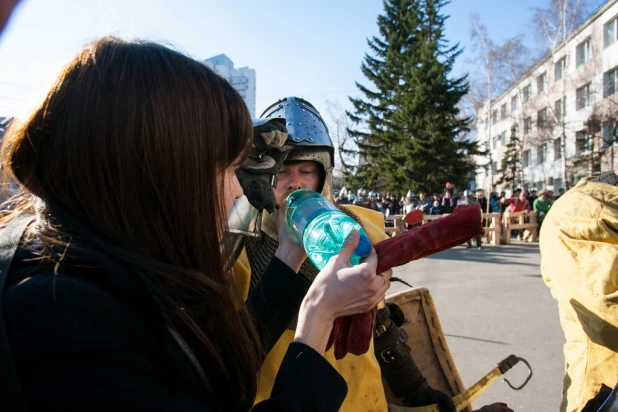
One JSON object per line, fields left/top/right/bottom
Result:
{"left": 353, "top": 234, "right": 371, "bottom": 257}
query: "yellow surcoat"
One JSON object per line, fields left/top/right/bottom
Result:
{"left": 540, "top": 178, "right": 618, "bottom": 411}
{"left": 232, "top": 205, "right": 390, "bottom": 411}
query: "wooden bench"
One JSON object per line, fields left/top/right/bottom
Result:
{"left": 421, "top": 214, "right": 449, "bottom": 224}
{"left": 384, "top": 214, "right": 406, "bottom": 236}
{"left": 502, "top": 211, "right": 538, "bottom": 244}
{"left": 482, "top": 213, "right": 502, "bottom": 246}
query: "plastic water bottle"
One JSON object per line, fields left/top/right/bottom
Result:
{"left": 285, "top": 189, "right": 372, "bottom": 270}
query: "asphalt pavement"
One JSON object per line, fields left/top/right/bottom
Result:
{"left": 388, "top": 240, "right": 565, "bottom": 411}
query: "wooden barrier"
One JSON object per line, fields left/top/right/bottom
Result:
{"left": 384, "top": 214, "right": 406, "bottom": 236}
{"left": 421, "top": 214, "right": 449, "bottom": 224}
{"left": 502, "top": 211, "right": 538, "bottom": 244}
{"left": 482, "top": 213, "right": 502, "bottom": 246}
{"left": 384, "top": 211, "right": 506, "bottom": 246}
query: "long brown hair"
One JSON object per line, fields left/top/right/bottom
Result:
{"left": 1, "top": 37, "right": 260, "bottom": 409}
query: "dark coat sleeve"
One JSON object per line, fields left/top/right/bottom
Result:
{"left": 253, "top": 343, "right": 347, "bottom": 412}
{"left": 245, "top": 256, "right": 311, "bottom": 354}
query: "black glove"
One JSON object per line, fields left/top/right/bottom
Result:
{"left": 236, "top": 118, "right": 294, "bottom": 214}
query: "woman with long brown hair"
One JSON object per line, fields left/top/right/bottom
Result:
{"left": 0, "top": 37, "right": 390, "bottom": 411}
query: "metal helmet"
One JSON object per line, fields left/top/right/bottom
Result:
{"left": 260, "top": 96, "right": 335, "bottom": 201}
{"left": 340, "top": 186, "right": 348, "bottom": 196}
{"left": 406, "top": 190, "right": 415, "bottom": 198}
{"left": 358, "top": 187, "right": 367, "bottom": 196}
{"left": 368, "top": 191, "right": 376, "bottom": 198}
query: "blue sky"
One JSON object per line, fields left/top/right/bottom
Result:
{"left": 0, "top": 0, "right": 606, "bottom": 120}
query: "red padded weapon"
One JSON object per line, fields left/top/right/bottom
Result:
{"left": 326, "top": 204, "right": 485, "bottom": 359}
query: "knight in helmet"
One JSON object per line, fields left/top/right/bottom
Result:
{"left": 232, "top": 97, "right": 456, "bottom": 411}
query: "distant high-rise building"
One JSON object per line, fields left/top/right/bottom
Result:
{"left": 204, "top": 54, "right": 256, "bottom": 117}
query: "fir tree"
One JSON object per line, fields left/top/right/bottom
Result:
{"left": 496, "top": 124, "right": 521, "bottom": 191}
{"left": 346, "top": 0, "right": 481, "bottom": 194}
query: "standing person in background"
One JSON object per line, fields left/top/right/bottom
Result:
{"left": 527, "top": 190, "right": 537, "bottom": 208}
{"left": 499, "top": 191, "right": 509, "bottom": 214}
{"left": 390, "top": 194, "right": 401, "bottom": 215}
{"left": 476, "top": 189, "right": 488, "bottom": 214}
{"left": 456, "top": 191, "right": 467, "bottom": 207}
{"left": 443, "top": 182, "right": 454, "bottom": 198}
{"left": 507, "top": 191, "right": 531, "bottom": 240}
{"left": 489, "top": 192, "right": 501, "bottom": 213}
{"left": 533, "top": 190, "right": 552, "bottom": 229}
{"left": 381, "top": 195, "right": 393, "bottom": 216}
{"left": 403, "top": 191, "right": 416, "bottom": 215}
{"left": 507, "top": 190, "right": 531, "bottom": 213}
{"left": 415, "top": 192, "right": 431, "bottom": 214}
{"left": 428, "top": 200, "right": 442, "bottom": 215}
{"left": 555, "top": 188, "right": 565, "bottom": 200}
{"left": 441, "top": 191, "right": 455, "bottom": 214}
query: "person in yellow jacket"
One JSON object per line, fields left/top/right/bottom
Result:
{"left": 540, "top": 172, "right": 618, "bottom": 411}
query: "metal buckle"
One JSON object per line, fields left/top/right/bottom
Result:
{"left": 380, "top": 342, "right": 400, "bottom": 364}
{"left": 374, "top": 324, "right": 387, "bottom": 338}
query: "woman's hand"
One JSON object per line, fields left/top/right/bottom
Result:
{"left": 294, "top": 230, "right": 392, "bottom": 354}
{"left": 274, "top": 202, "right": 307, "bottom": 273}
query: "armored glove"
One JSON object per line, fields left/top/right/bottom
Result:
{"left": 236, "top": 118, "right": 294, "bottom": 214}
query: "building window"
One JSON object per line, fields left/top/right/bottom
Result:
{"left": 500, "top": 103, "right": 507, "bottom": 120}
{"left": 554, "top": 98, "right": 563, "bottom": 121}
{"left": 523, "top": 150, "right": 531, "bottom": 167}
{"left": 492, "top": 135, "right": 498, "bottom": 150}
{"left": 554, "top": 138, "right": 562, "bottom": 160}
{"left": 537, "top": 107, "right": 548, "bottom": 128}
{"left": 537, "top": 72, "right": 547, "bottom": 93}
{"left": 576, "top": 83, "right": 591, "bottom": 110}
{"left": 604, "top": 17, "right": 618, "bottom": 48}
{"left": 603, "top": 120, "right": 616, "bottom": 148}
{"left": 523, "top": 85, "right": 531, "bottom": 103}
{"left": 491, "top": 110, "right": 497, "bottom": 125}
{"left": 511, "top": 95, "right": 518, "bottom": 112}
{"left": 554, "top": 58, "right": 565, "bottom": 81}
{"left": 604, "top": 67, "right": 618, "bottom": 97}
{"left": 536, "top": 145, "right": 546, "bottom": 165}
{"left": 500, "top": 131, "right": 507, "bottom": 146}
{"left": 524, "top": 116, "right": 532, "bottom": 134}
{"left": 576, "top": 131, "right": 591, "bottom": 154}
{"left": 492, "top": 161, "right": 498, "bottom": 174}
{"left": 576, "top": 38, "right": 591, "bottom": 66}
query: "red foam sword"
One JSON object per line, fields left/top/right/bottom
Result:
{"left": 326, "top": 204, "right": 485, "bottom": 359}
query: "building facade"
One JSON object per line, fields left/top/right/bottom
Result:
{"left": 475, "top": 0, "right": 618, "bottom": 194}
{"left": 204, "top": 54, "right": 256, "bottom": 117}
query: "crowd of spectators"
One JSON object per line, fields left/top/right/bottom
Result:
{"left": 334, "top": 183, "right": 563, "bottom": 222}
{"left": 333, "top": 183, "right": 565, "bottom": 243}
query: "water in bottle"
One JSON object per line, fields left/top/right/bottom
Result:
{"left": 285, "top": 189, "right": 371, "bottom": 270}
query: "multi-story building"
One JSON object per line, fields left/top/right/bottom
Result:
{"left": 475, "top": 0, "right": 618, "bottom": 194}
{"left": 204, "top": 54, "right": 256, "bottom": 117}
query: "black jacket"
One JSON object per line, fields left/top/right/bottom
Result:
{"left": 2, "top": 241, "right": 346, "bottom": 411}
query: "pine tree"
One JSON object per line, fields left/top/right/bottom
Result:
{"left": 346, "top": 0, "right": 481, "bottom": 194}
{"left": 496, "top": 124, "right": 521, "bottom": 191}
